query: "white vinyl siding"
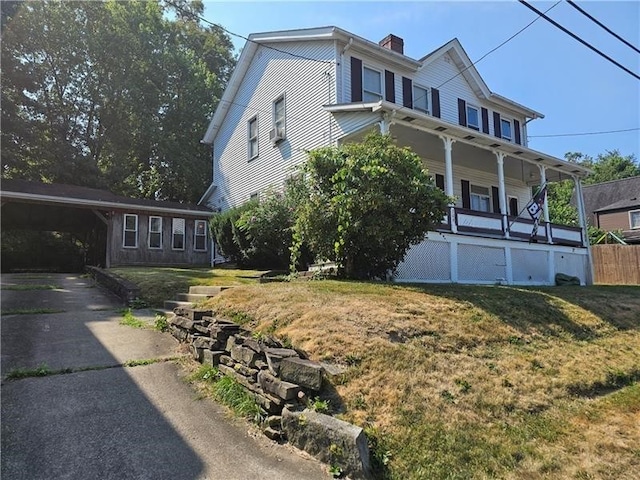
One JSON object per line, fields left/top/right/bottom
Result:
{"left": 148, "top": 216, "right": 162, "bottom": 249}
{"left": 123, "top": 214, "right": 138, "bottom": 248}
{"left": 194, "top": 220, "right": 207, "bottom": 251}
{"left": 172, "top": 218, "right": 185, "bottom": 250}
{"left": 363, "top": 66, "right": 382, "bottom": 102}
{"left": 211, "top": 41, "right": 336, "bottom": 211}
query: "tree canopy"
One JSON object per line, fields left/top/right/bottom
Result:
{"left": 1, "top": 0, "right": 235, "bottom": 202}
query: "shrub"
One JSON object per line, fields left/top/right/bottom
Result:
{"left": 209, "top": 201, "right": 256, "bottom": 265}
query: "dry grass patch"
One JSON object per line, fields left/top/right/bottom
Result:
{"left": 200, "top": 281, "right": 640, "bottom": 479}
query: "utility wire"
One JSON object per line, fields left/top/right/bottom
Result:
{"left": 566, "top": 0, "right": 640, "bottom": 55}
{"left": 164, "top": 0, "right": 334, "bottom": 65}
{"left": 435, "top": 1, "right": 561, "bottom": 90}
{"left": 518, "top": 0, "right": 640, "bottom": 81}
{"left": 528, "top": 127, "right": 640, "bottom": 138}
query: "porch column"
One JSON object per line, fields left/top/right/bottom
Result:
{"left": 439, "top": 135, "right": 457, "bottom": 233}
{"left": 538, "top": 165, "right": 552, "bottom": 244}
{"left": 495, "top": 151, "right": 509, "bottom": 238}
{"left": 574, "top": 176, "right": 594, "bottom": 285}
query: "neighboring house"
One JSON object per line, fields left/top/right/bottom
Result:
{"left": 199, "top": 26, "right": 593, "bottom": 285}
{"left": 1, "top": 179, "right": 212, "bottom": 268}
{"left": 580, "top": 176, "right": 640, "bottom": 244}
{"left": 584, "top": 176, "right": 640, "bottom": 244}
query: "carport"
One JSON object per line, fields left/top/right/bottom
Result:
{"left": 1, "top": 179, "right": 213, "bottom": 271}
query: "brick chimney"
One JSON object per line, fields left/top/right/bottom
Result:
{"left": 379, "top": 34, "right": 404, "bottom": 55}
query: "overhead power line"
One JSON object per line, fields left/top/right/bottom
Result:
{"left": 518, "top": 0, "right": 640, "bottom": 81}
{"left": 528, "top": 127, "right": 640, "bottom": 138}
{"left": 566, "top": 0, "right": 640, "bottom": 55}
{"left": 435, "top": 1, "right": 561, "bottom": 90}
{"left": 164, "top": 0, "right": 334, "bottom": 65}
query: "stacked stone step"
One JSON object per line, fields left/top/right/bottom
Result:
{"left": 168, "top": 306, "right": 325, "bottom": 441}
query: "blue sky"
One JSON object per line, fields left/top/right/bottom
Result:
{"left": 203, "top": 1, "right": 639, "bottom": 162}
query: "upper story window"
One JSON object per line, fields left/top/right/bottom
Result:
{"left": 363, "top": 66, "right": 382, "bottom": 102}
{"left": 470, "top": 184, "right": 491, "bottom": 212}
{"left": 148, "top": 216, "right": 162, "bottom": 249}
{"left": 172, "top": 218, "right": 185, "bottom": 250}
{"left": 273, "top": 96, "right": 285, "bottom": 130}
{"left": 248, "top": 116, "right": 258, "bottom": 160}
{"left": 123, "top": 214, "right": 138, "bottom": 248}
{"left": 501, "top": 118, "right": 513, "bottom": 142}
{"left": 194, "top": 220, "right": 207, "bottom": 251}
{"left": 466, "top": 104, "right": 480, "bottom": 130}
{"left": 630, "top": 210, "right": 640, "bottom": 229}
{"left": 413, "top": 85, "right": 429, "bottom": 113}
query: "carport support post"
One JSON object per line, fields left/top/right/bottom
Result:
{"left": 439, "top": 135, "right": 457, "bottom": 234}
{"left": 92, "top": 209, "right": 111, "bottom": 268}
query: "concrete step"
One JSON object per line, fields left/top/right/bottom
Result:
{"left": 177, "top": 293, "right": 211, "bottom": 303}
{"left": 163, "top": 300, "right": 194, "bottom": 311}
{"left": 188, "top": 285, "right": 233, "bottom": 295}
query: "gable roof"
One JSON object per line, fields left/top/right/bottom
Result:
{"left": 594, "top": 197, "right": 640, "bottom": 213}
{"left": 1, "top": 179, "right": 212, "bottom": 217}
{"left": 581, "top": 176, "right": 640, "bottom": 218}
{"left": 202, "top": 26, "right": 543, "bottom": 145}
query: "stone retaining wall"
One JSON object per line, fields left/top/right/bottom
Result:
{"left": 168, "top": 307, "right": 371, "bottom": 479}
{"left": 85, "top": 266, "right": 141, "bottom": 305}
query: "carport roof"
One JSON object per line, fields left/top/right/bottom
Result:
{"left": 1, "top": 179, "right": 213, "bottom": 217}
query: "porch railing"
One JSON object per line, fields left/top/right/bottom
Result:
{"left": 436, "top": 208, "right": 584, "bottom": 247}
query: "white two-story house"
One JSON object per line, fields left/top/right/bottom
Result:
{"left": 199, "top": 26, "right": 593, "bottom": 285}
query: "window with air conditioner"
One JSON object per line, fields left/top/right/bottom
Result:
{"left": 271, "top": 95, "right": 286, "bottom": 143}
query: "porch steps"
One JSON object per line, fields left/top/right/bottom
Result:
{"left": 162, "top": 285, "right": 233, "bottom": 312}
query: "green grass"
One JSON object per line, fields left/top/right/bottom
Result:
{"left": 110, "top": 266, "right": 266, "bottom": 307}
{"left": 1, "top": 284, "right": 59, "bottom": 291}
{"left": 119, "top": 308, "right": 148, "bottom": 329}
{"left": 5, "top": 363, "right": 54, "bottom": 379}
{"left": 1, "top": 308, "right": 65, "bottom": 315}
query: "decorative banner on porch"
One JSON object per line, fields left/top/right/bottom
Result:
{"left": 526, "top": 184, "right": 547, "bottom": 241}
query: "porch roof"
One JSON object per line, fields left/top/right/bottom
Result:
{"left": 324, "top": 101, "right": 592, "bottom": 178}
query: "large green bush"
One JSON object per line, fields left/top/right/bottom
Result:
{"left": 292, "top": 133, "right": 450, "bottom": 279}
{"left": 209, "top": 201, "right": 256, "bottom": 265}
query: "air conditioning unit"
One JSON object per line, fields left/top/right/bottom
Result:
{"left": 269, "top": 127, "right": 285, "bottom": 144}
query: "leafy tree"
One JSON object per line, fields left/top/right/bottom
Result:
{"left": 1, "top": 0, "right": 235, "bottom": 202}
{"left": 292, "top": 133, "right": 450, "bottom": 279}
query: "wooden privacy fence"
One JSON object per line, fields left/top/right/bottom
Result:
{"left": 592, "top": 245, "right": 640, "bottom": 285}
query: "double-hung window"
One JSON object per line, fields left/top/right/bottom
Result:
{"left": 466, "top": 104, "right": 480, "bottom": 130}
{"left": 413, "top": 85, "right": 429, "bottom": 113}
{"left": 148, "top": 216, "right": 162, "bottom": 249}
{"left": 123, "top": 214, "right": 138, "bottom": 248}
{"left": 194, "top": 220, "right": 207, "bottom": 251}
{"left": 630, "top": 210, "right": 640, "bottom": 229}
{"left": 501, "top": 118, "right": 513, "bottom": 142}
{"left": 470, "top": 185, "right": 491, "bottom": 212}
{"left": 363, "top": 66, "right": 382, "bottom": 102}
{"left": 172, "top": 218, "right": 185, "bottom": 250}
{"left": 248, "top": 116, "right": 258, "bottom": 160}
{"left": 273, "top": 96, "right": 285, "bottom": 135}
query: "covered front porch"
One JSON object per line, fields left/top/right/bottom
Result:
{"left": 326, "top": 100, "right": 593, "bottom": 284}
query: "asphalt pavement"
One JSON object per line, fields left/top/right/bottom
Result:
{"left": 1, "top": 273, "right": 327, "bottom": 480}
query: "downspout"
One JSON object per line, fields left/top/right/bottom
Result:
{"left": 340, "top": 38, "right": 353, "bottom": 104}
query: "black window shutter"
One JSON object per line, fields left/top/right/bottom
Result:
{"left": 402, "top": 77, "right": 413, "bottom": 108}
{"left": 458, "top": 99, "right": 467, "bottom": 126}
{"left": 384, "top": 70, "right": 395, "bottom": 103}
{"left": 493, "top": 112, "right": 502, "bottom": 138}
{"left": 509, "top": 197, "right": 519, "bottom": 217}
{"left": 461, "top": 180, "right": 470, "bottom": 209}
{"left": 435, "top": 174, "right": 445, "bottom": 191}
{"left": 351, "top": 57, "right": 362, "bottom": 102}
{"left": 492, "top": 186, "right": 500, "bottom": 214}
{"left": 481, "top": 108, "right": 490, "bottom": 134}
{"left": 432, "top": 88, "right": 441, "bottom": 118}
{"left": 514, "top": 119, "right": 521, "bottom": 145}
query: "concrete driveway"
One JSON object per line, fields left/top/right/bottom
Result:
{"left": 1, "top": 273, "right": 327, "bottom": 480}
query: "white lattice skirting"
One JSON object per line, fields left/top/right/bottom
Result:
{"left": 395, "top": 232, "right": 589, "bottom": 285}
